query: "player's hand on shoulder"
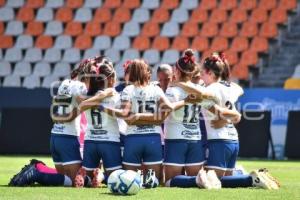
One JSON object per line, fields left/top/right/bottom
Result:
{"left": 211, "top": 119, "right": 228, "bottom": 129}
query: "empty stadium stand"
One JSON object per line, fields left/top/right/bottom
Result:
{"left": 0, "top": 0, "right": 299, "bottom": 88}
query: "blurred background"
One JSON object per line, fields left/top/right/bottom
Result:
{"left": 0, "top": 0, "right": 299, "bottom": 159}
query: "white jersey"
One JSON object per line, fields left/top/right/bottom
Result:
{"left": 51, "top": 79, "right": 87, "bottom": 137}
{"left": 121, "top": 84, "right": 164, "bottom": 135}
{"left": 85, "top": 92, "right": 121, "bottom": 142}
{"left": 164, "top": 83, "right": 214, "bottom": 140}
{"left": 204, "top": 81, "right": 244, "bottom": 141}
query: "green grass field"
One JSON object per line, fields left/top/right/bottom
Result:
{"left": 0, "top": 156, "right": 299, "bottom": 200}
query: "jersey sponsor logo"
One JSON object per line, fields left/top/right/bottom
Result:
{"left": 181, "top": 130, "right": 200, "bottom": 139}
{"left": 90, "top": 129, "right": 108, "bottom": 135}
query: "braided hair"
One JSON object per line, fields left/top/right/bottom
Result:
{"left": 175, "top": 49, "right": 197, "bottom": 81}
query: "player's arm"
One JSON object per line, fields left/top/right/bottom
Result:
{"left": 102, "top": 100, "right": 131, "bottom": 118}
{"left": 125, "top": 113, "right": 166, "bottom": 125}
{"left": 174, "top": 82, "right": 217, "bottom": 102}
{"left": 209, "top": 104, "right": 241, "bottom": 123}
{"left": 79, "top": 88, "right": 114, "bottom": 112}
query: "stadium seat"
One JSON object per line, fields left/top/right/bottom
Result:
{"left": 74, "top": 35, "right": 92, "bottom": 50}
{"left": 83, "top": 0, "right": 102, "bottom": 8}
{"left": 141, "top": 0, "right": 159, "bottom": 9}
{"left": 24, "top": 48, "right": 42, "bottom": 63}
{"left": 0, "top": 62, "right": 12, "bottom": 77}
{"left": 239, "top": 0, "right": 257, "bottom": 11}
{"left": 200, "top": 22, "right": 218, "bottom": 38}
{"left": 62, "top": 48, "right": 81, "bottom": 63}
{"left": 5, "top": 21, "right": 24, "bottom": 36}
{"left": 0, "top": 21, "right": 3, "bottom": 34}
{"left": 171, "top": 36, "right": 189, "bottom": 51}
{"left": 3, "top": 75, "right": 21, "bottom": 87}
{"left": 93, "top": 8, "right": 112, "bottom": 23}
{"left": 132, "top": 36, "right": 151, "bottom": 51}
{"left": 55, "top": 7, "right": 73, "bottom": 23}
{"left": 161, "top": 49, "right": 180, "bottom": 64}
{"left": 15, "top": 35, "right": 33, "bottom": 49}
{"left": 112, "top": 8, "right": 131, "bottom": 23}
{"left": 83, "top": 49, "right": 100, "bottom": 59}
{"left": 25, "top": 0, "right": 44, "bottom": 8}
{"left": 16, "top": 7, "right": 34, "bottom": 22}
{"left": 44, "top": 21, "right": 63, "bottom": 36}
{"left": 36, "top": 8, "right": 53, "bottom": 22}
{"left": 229, "top": 9, "right": 248, "bottom": 24}
{"left": 219, "top": 22, "right": 238, "bottom": 38}
{"left": 23, "top": 75, "right": 41, "bottom": 89}
{"left": 199, "top": 0, "right": 217, "bottom": 10}
{"left": 74, "top": 8, "right": 92, "bottom": 22}
{"left": 191, "top": 36, "right": 209, "bottom": 52}
{"left": 269, "top": 8, "right": 287, "bottom": 25}
{"left": 279, "top": 0, "right": 297, "bottom": 11}
{"left": 112, "top": 36, "right": 130, "bottom": 50}
{"left": 250, "top": 36, "right": 269, "bottom": 53}
{"left": 161, "top": 0, "right": 179, "bottom": 10}
{"left": 54, "top": 35, "right": 72, "bottom": 49}
{"left": 131, "top": 8, "right": 150, "bottom": 23}
{"left": 141, "top": 22, "right": 160, "bottom": 37}
{"left": 181, "top": 22, "right": 199, "bottom": 37}
{"left": 0, "top": 35, "right": 13, "bottom": 49}
{"left": 33, "top": 62, "right": 51, "bottom": 77}
{"left": 35, "top": 35, "right": 53, "bottom": 49}
{"left": 292, "top": 65, "right": 300, "bottom": 78}
{"left": 170, "top": 8, "right": 189, "bottom": 23}
{"left": 93, "top": 36, "right": 111, "bottom": 50}
{"left": 13, "top": 62, "right": 31, "bottom": 77}
{"left": 65, "top": 21, "right": 83, "bottom": 36}
{"left": 45, "top": 0, "right": 63, "bottom": 8}
{"left": 240, "top": 50, "right": 258, "bottom": 66}
{"left": 219, "top": 0, "right": 237, "bottom": 11}
{"left": 4, "top": 48, "right": 22, "bottom": 62}
{"left": 123, "top": 0, "right": 140, "bottom": 9}
{"left": 143, "top": 49, "right": 160, "bottom": 65}
{"left": 161, "top": 22, "right": 179, "bottom": 37}
{"left": 121, "top": 49, "right": 140, "bottom": 63}
{"left": 6, "top": 0, "right": 24, "bottom": 8}
{"left": 151, "top": 8, "right": 170, "bottom": 24}
{"left": 0, "top": 7, "right": 14, "bottom": 21}
{"left": 230, "top": 36, "right": 249, "bottom": 52}
{"left": 210, "top": 37, "right": 229, "bottom": 52}
{"left": 209, "top": 9, "right": 228, "bottom": 24}
{"left": 223, "top": 50, "right": 238, "bottom": 66}
{"left": 66, "top": 0, "right": 83, "bottom": 8}
{"left": 249, "top": 8, "right": 268, "bottom": 24}
{"left": 25, "top": 21, "right": 44, "bottom": 36}
{"left": 240, "top": 22, "right": 258, "bottom": 38}
{"left": 231, "top": 64, "right": 249, "bottom": 80}
{"left": 122, "top": 21, "right": 140, "bottom": 37}
{"left": 103, "top": 0, "right": 121, "bottom": 9}
{"left": 152, "top": 36, "right": 170, "bottom": 51}
{"left": 103, "top": 21, "right": 121, "bottom": 37}
{"left": 84, "top": 21, "right": 102, "bottom": 36}
{"left": 53, "top": 62, "right": 71, "bottom": 77}
{"left": 259, "top": 22, "right": 278, "bottom": 38}
{"left": 42, "top": 75, "right": 60, "bottom": 88}
{"left": 258, "top": 0, "right": 277, "bottom": 11}
{"left": 284, "top": 78, "right": 300, "bottom": 89}
{"left": 179, "top": 0, "right": 198, "bottom": 10}
{"left": 44, "top": 48, "right": 61, "bottom": 63}
{"left": 104, "top": 48, "right": 120, "bottom": 63}
{"left": 190, "top": 8, "right": 208, "bottom": 23}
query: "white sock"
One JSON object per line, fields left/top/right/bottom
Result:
{"left": 63, "top": 176, "right": 72, "bottom": 186}
{"left": 165, "top": 179, "right": 171, "bottom": 187}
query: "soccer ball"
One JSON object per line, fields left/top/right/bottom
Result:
{"left": 107, "top": 170, "right": 141, "bottom": 195}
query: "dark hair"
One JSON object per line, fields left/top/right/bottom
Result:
{"left": 128, "top": 59, "right": 149, "bottom": 85}
{"left": 176, "top": 49, "right": 197, "bottom": 80}
{"left": 219, "top": 52, "right": 231, "bottom": 81}
{"left": 202, "top": 52, "right": 226, "bottom": 80}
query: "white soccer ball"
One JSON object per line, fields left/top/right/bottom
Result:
{"left": 107, "top": 170, "right": 141, "bottom": 195}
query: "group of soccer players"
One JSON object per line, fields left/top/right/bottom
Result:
{"left": 9, "top": 49, "right": 280, "bottom": 190}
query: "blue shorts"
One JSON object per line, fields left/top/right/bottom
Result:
{"left": 83, "top": 140, "right": 122, "bottom": 171}
{"left": 123, "top": 134, "right": 162, "bottom": 166}
{"left": 50, "top": 134, "right": 82, "bottom": 165}
{"left": 206, "top": 140, "right": 239, "bottom": 170}
{"left": 164, "top": 139, "right": 205, "bottom": 166}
